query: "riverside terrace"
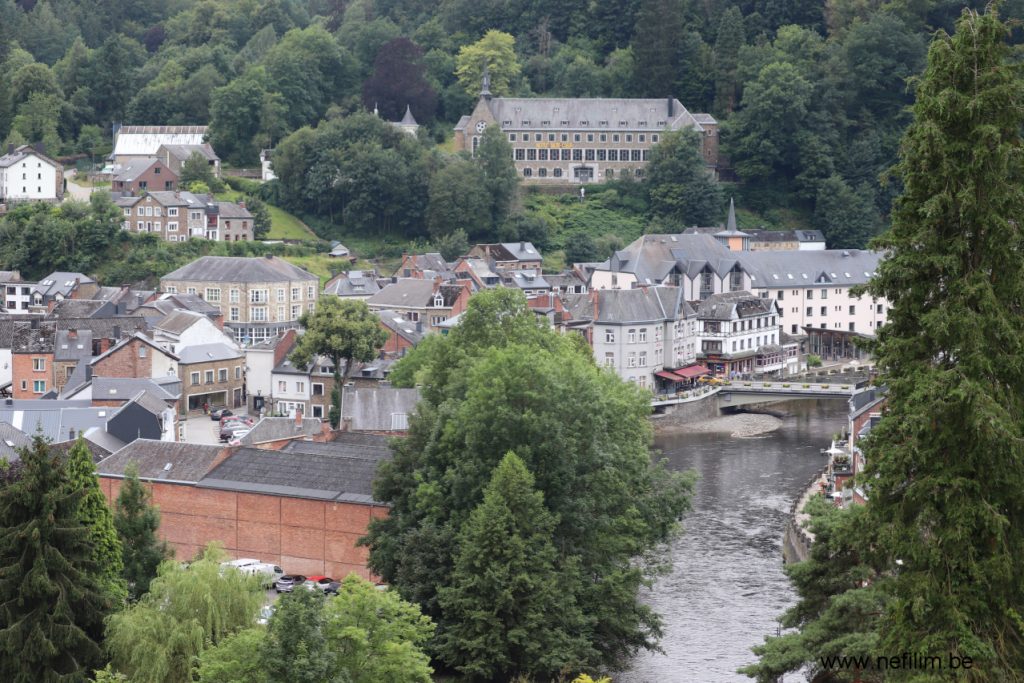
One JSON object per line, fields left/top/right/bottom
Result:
{"left": 651, "top": 379, "right": 871, "bottom": 412}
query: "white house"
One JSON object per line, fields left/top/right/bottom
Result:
{"left": 270, "top": 358, "right": 310, "bottom": 417}
{"left": 0, "top": 145, "right": 63, "bottom": 203}
{"left": 561, "top": 286, "right": 698, "bottom": 391}
{"left": 152, "top": 310, "right": 238, "bottom": 357}
{"left": 694, "top": 291, "right": 791, "bottom": 377}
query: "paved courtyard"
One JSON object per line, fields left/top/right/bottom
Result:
{"left": 181, "top": 411, "right": 252, "bottom": 445}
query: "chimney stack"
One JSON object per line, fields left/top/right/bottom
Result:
{"left": 112, "top": 325, "right": 122, "bottom": 339}
{"left": 295, "top": 404, "right": 303, "bottom": 427}
{"left": 6, "top": 144, "right": 13, "bottom": 155}
{"left": 68, "top": 328, "right": 77, "bottom": 339}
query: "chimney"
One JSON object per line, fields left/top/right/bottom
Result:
{"left": 112, "top": 325, "right": 122, "bottom": 339}
{"left": 34, "top": 141, "right": 45, "bottom": 155}
{"left": 238, "top": 201, "right": 245, "bottom": 209}
{"left": 667, "top": 97, "right": 673, "bottom": 117}
{"left": 6, "top": 143, "right": 13, "bottom": 155}
{"left": 68, "top": 428, "right": 76, "bottom": 440}
{"left": 416, "top": 321, "right": 423, "bottom": 333}
{"left": 68, "top": 328, "right": 77, "bottom": 339}
{"left": 520, "top": 241, "right": 526, "bottom": 252}
{"left": 294, "top": 404, "right": 303, "bottom": 427}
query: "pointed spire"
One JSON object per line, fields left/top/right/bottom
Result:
{"left": 481, "top": 64, "right": 492, "bottom": 99}
{"left": 726, "top": 197, "right": 737, "bottom": 232}
{"left": 401, "top": 104, "right": 417, "bottom": 126}
{"left": 373, "top": 101, "right": 379, "bottom": 117}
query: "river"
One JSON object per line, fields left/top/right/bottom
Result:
{"left": 621, "top": 399, "right": 848, "bottom": 682}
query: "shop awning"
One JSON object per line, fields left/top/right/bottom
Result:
{"left": 655, "top": 370, "right": 683, "bottom": 382}
{"left": 674, "top": 365, "right": 711, "bottom": 379}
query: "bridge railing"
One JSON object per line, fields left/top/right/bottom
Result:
{"left": 718, "top": 381, "right": 856, "bottom": 393}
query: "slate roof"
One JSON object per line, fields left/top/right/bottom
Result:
{"left": 12, "top": 324, "right": 55, "bottom": 353}
{"left": 0, "top": 422, "right": 32, "bottom": 462}
{"left": 238, "top": 417, "right": 321, "bottom": 445}
{"left": 324, "top": 270, "right": 380, "bottom": 297}
{"left": 367, "top": 279, "right": 465, "bottom": 309}
{"left": 111, "top": 158, "right": 165, "bottom": 182}
{"left": 562, "top": 286, "right": 694, "bottom": 325}
{"left": 696, "top": 291, "right": 776, "bottom": 320}
{"left": 0, "top": 145, "right": 59, "bottom": 169}
{"left": 400, "top": 105, "right": 418, "bottom": 126}
{"left": 0, "top": 400, "right": 113, "bottom": 443}
{"left": 33, "top": 272, "right": 96, "bottom": 299}
{"left": 158, "top": 142, "right": 219, "bottom": 163}
{"left": 96, "top": 439, "right": 226, "bottom": 483}
{"left": 214, "top": 201, "right": 252, "bottom": 219}
{"left": 501, "top": 269, "right": 550, "bottom": 290}
{"left": 597, "top": 233, "right": 731, "bottom": 285}
{"left": 47, "top": 299, "right": 110, "bottom": 319}
{"left": 736, "top": 249, "right": 882, "bottom": 288}
{"left": 161, "top": 256, "right": 317, "bottom": 284}
{"left": 198, "top": 434, "right": 392, "bottom": 503}
{"left": 92, "top": 377, "right": 179, "bottom": 402}
{"left": 375, "top": 309, "right": 424, "bottom": 345}
{"left": 341, "top": 386, "right": 420, "bottom": 432}
{"left": 465, "top": 98, "right": 709, "bottom": 133}
{"left": 177, "top": 343, "right": 241, "bottom": 365}
{"left": 91, "top": 332, "right": 178, "bottom": 365}
{"left": 155, "top": 310, "right": 205, "bottom": 334}
{"left": 54, "top": 329, "right": 93, "bottom": 361}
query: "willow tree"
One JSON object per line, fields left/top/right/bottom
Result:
{"left": 858, "top": 6, "right": 1024, "bottom": 676}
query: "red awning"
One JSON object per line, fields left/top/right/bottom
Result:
{"left": 655, "top": 370, "right": 683, "bottom": 382}
{"left": 674, "top": 365, "right": 711, "bottom": 379}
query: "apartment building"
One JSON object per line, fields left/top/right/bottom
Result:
{"left": 160, "top": 256, "right": 319, "bottom": 344}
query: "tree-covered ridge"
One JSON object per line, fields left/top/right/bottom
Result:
{"left": 4, "top": 0, "right": 1021, "bottom": 248}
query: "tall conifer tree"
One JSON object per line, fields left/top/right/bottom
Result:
{"left": 65, "top": 437, "right": 125, "bottom": 603}
{"left": 0, "top": 436, "right": 110, "bottom": 681}
{"left": 712, "top": 6, "right": 745, "bottom": 116}
{"left": 114, "top": 463, "right": 169, "bottom": 600}
{"left": 859, "top": 5, "right": 1024, "bottom": 675}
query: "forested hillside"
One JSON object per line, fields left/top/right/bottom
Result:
{"left": 2, "top": 0, "right": 1019, "bottom": 250}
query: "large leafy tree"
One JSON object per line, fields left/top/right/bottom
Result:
{"left": 0, "top": 436, "right": 111, "bottom": 682}
{"left": 290, "top": 296, "right": 388, "bottom": 427}
{"left": 813, "top": 174, "right": 880, "bottom": 249}
{"left": 437, "top": 452, "right": 590, "bottom": 679}
{"left": 645, "top": 129, "right": 723, "bottom": 226}
{"left": 426, "top": 158, "right": 492, "bottom": 240}
{"left": 105, "top": 545, "right": 263, "bottom": 683}
{"left": 114, "top": 463, "right": 170, "bottom": 600}
{"left": 455, "top": 30, "right": 521, "bottom": 96}
{"left": 261, "top": 589, "right": 334, "bottom": 683}
{"left": 854, "top": 6, "right": 1024, "bottom": 675}
{"left": 366, "top": 289, "right": 694, "bottom": 672}
{"left": 65, "top": 437, "right": 125, "bottom": 603}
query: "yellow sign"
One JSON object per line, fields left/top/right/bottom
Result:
{"left": 535, "top": 142, "right": 573, "bottom": 149}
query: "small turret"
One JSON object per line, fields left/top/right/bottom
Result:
{"left": 481, "top": 65, "right": 492, "bottom": 100}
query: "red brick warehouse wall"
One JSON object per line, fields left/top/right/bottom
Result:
{"left": 99, "top": 477, "right": 387, "bottom": 581}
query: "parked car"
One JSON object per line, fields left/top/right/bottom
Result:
{"left": 210, "top": 407, "right": 233, "bottom": 420}
{"left": 220, "top": 414, "right": 253, "bottom": 427}
{"left": 303, "top": 575, "right": 334, "bottom": 592}
{"left": 324, "top": 581, "right": 341, "bottom": 595}
{"left": 241, "top": 562, "right": 284, "bottom": 587}
{"left": 274, "top": 575, "right": 307, "bottom": 593}
{"left": 220, "top": 558, "right": 261, "bottom": 572}
{"left": 219, "top": 422, "right": 252, "bottom": 441}
{"left": 225, "top": 429, "right": 250, "bottom": 444}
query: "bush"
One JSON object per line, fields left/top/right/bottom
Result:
{"left": 807, "top": 354, "right": 823, "bottom": 367}
{"left": 223, "top": 176, "right": 262, "bottom": 195}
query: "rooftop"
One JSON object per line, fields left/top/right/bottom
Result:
{"left": 97, "top": 439, "right": 227, "bottom": 483}
{"left": 460, "top": 98, "right": 711, "bottom": 133}
{"left": 161, "top": 255, "right": 318, "bottom": 284}
{"left": 238, "top": 416, "right": 322, "bottom": 445}
{"left": 177, "top": 342, "right": 241, "bottom": 365}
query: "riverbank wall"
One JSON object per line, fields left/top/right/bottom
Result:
{"left": 783, "top": 470, "right": 827, "bottom": 564}
{"left": 651, "top": 391, "right": 721, "bottom": 425}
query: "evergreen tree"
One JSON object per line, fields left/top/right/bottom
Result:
{"left": 740, "top": 497, "right": 886, "bottom": 682}
{"left": 114, "top": 463, "right": 170, "bottom": 600}
{"left": 813, "top": 174, "right": 879, "bottom": 249}
{"left": 855, "top": 6, "right": 1024, "bottom": 676}
{"left": 65, "top": 437, "right": 125, "bottom": 603}
{"left": 0, "top": 436, "right": 111, "bottom": 682}
{"left": 631, "top": 0, "right": 685, "bottom": 97}
{"left": 437, "top": 452, "right": 590, "bottom": 680}
{"left": 712, "top": 6, "right": 745, "bottom": 116}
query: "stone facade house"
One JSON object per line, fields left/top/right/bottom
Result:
{"left": 111, "top": 158, "right": 177, "bottom": 194}
{"left": 178, "top": 343, "right": 245, "bottom": 413}
{"left": 160, "top": 256, "right": 319, "bottom": 344}
{"left": 454, "top": 77, "right": 718, "bottom": 184}
{"left": 115, "top": 192, "right": 252, "bottom": 242}
{"left": 90, "top": 333, "right": 180, "bottom": 381}
{"left": 366, "top": 279, "right": 471, "bottom": 332}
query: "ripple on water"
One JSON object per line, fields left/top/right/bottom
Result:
{"left": 619, "top": 401, "right": 847, "bottom": 683}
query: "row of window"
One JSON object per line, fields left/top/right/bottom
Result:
{"left": 276, "top": 380, "right": 326, "bottom": 395}
{"left": 730, "top": 334, "right": 776, "bottom": 352}
{"left": 165, "top": 286, "right": 316, "bottom": 304}
{"left": 515, "top": 148, "right": 650, "bottom": 162}
{"left": 189, "top": 366, "right": 243, "bottom": 385}
{"left": 522, "top": 167, "right": 643, "bottom": 179}
{"left": 17, "top": 173, "right": 44, "bottom": 180}
{"left": 231, "top": 303, "right": 313, "bottom": 322}
{"left": 789, "top": 323, "right": 861, "bottom": 334}
{"left": 127, "top": 206, "right": 197, "bottom": 219}
{"left": 510, "top": 132, "right": 660, "bottom": 144}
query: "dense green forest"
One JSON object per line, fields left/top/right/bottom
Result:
{"left": 2, "top": 0, "right": 1020, "bottom": 252}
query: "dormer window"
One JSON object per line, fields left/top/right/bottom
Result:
{"left": 433, "top": 294, "right": 444, "bottom": 307}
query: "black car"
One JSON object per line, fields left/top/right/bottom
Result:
{"left": 210, "top": 407, "right": 233, "bottom": 421}
{"left": 274, "top": 574, "right": 307, "bottom": 593}
{"left": 323, "top": 581, "right": 341, "bottom": 595}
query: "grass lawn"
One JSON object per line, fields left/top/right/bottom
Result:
{"left": 267, "top": 205, "right": 317, "bottom": 240}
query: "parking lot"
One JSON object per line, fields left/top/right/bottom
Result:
{"left": 181, "top": 410, "right": 252, "bottom": 445}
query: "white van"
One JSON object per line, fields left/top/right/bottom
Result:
{"left": 242, "top": 562, "right": 285, "bottom": 587}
